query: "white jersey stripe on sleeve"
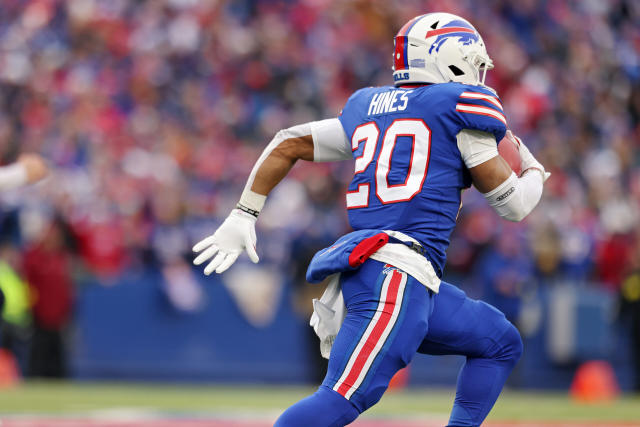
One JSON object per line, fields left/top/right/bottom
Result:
{"left": 455, "top": 103, "right": 507, "bottom": 125}
{"left": 459, "top": 91, "right": 504, "bottom": 110}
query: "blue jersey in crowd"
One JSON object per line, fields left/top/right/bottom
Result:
{"left": 338, "top": 82, "right": 508, "bottom": 276}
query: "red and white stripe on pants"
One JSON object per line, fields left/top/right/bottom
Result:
{"left": 333, "top": 269, "right": 407, "bottom": 400}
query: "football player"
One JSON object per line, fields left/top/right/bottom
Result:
{"left": 194, "top": 12, "right": 549, "bottom": 427}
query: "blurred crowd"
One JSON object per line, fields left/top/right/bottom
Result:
{"left": 0, "top": 0, "right": 638, "bottom": 382}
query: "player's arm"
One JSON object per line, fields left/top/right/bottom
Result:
{"left": 193, "top": 119, "right": 350, "bottom": 275}
{"left": 459, "top": 130, "right": 548, "bottom": 222}
{"left": 0, "top": 153, "right": 48, "bottom": 191}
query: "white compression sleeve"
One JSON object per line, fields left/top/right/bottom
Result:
{"left": 456, "top": 129, "right": 499, "bottom": 169}
{"left": 240, "top": 122, "right": 312, "bottom": 213}
{"left": 310, "top": 118, "right": 351, "bottom": 162}
{"left": 483, "top": 170, "right": 544, "bottom": 222}
{"left": 240, "top": 119, "right": 350, "bottom": 214}
{"left": 0, "top": 163, "right": 27, "bottom": 191}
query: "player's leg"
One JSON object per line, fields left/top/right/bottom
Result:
{"left": 273, "top": 386, "right": 359, "bottom": 427}
{"left": 275, "top": 260, "right": 433, "bottom": 427}
{"left": 418, "top": 281, "right": 523, "bottom": 427}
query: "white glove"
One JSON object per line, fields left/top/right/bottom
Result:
{"left": 193, "top": 209, "right": 259, "bottom": 275}
{"left": 509, "top": 132, "right": 550, "bottom": 182}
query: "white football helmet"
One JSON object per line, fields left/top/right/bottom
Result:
{"left": 392, "top": 12, "right": 493, "bottom": 86}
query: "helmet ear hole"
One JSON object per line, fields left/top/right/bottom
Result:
{"left": 448, "top": 65, "right": 465, "bottom": 76}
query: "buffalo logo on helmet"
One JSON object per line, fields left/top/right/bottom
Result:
{"left": 427, "top": 20, "right": 480, "bottom": 54}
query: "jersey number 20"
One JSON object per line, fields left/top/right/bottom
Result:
{"left": 347, "top": 119, "right": 431, "bottom": 209}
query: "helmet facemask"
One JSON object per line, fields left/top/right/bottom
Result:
{"left": 430, "top": 33, "right": 494, "bottom": 86}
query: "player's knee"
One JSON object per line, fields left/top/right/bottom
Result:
{"left": 274, "top": 386, "right": 359, "bottom": 427}
{"left": 497, "top": 323, "right": 523, "bottom": 366}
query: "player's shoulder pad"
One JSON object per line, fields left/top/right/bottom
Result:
{"left": 452, "top": 83, "right": 507, "bottom": 142}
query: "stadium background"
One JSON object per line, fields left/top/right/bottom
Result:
{"left": 0, "top": 0, "right": 639, "bottom": 424}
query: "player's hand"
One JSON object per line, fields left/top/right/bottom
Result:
{"left": 507, "top": 131, "right": 550, "bottom": 182}
{"left": 17, "top": 153, "right": 48, "bottom": 184}
{"left": 192, "top": 209, "right": 259, "bottom": 275}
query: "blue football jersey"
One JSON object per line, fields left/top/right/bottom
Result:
{"left": 338, "top": 82, "right": 507, "bottom": 276}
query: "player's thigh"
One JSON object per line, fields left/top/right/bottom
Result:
{"left": 418, "top": 281, "right": 514, "bottom": 357}
{"left": 322, "top": 260, "right": 432, "bottom": 413}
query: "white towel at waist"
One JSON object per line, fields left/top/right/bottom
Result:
{"left": 310, "top": 230, "right": 440, "bottom": 358}
{"left": 309, "top": 273, "right": 344, "bottom": 359}
{"left": 370, "top": 230, "right": 441, "bottom": 293}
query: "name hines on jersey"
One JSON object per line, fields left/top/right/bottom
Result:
{"left": 367, "top": 89, "right": 413, "bottom": 116}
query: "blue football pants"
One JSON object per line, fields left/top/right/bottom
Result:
{"left": 274, "top": 260, "right": 523, "bottom": 427}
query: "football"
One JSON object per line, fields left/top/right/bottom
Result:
{"left": 498, "top": 131, "right": 522, "bottom": 175}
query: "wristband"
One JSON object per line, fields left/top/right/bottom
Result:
{"left": 236, "top": 203, "right": 260, "bottom": 218}
{"left": 237, "top": 189, "right": 266, "bottom": 217}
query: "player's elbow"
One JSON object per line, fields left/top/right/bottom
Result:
{"left": 502, "top": 209, "right": 528, "bottom": 222}
{"left": 494, "top": 197, "right": 537, "bottom": 222}
{"left": 273, "top": 129, "right": 289, "bottom": 143}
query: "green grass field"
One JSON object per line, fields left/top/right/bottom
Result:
{"left": 0, "top": 381, "right": 639, "bottom": 425}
